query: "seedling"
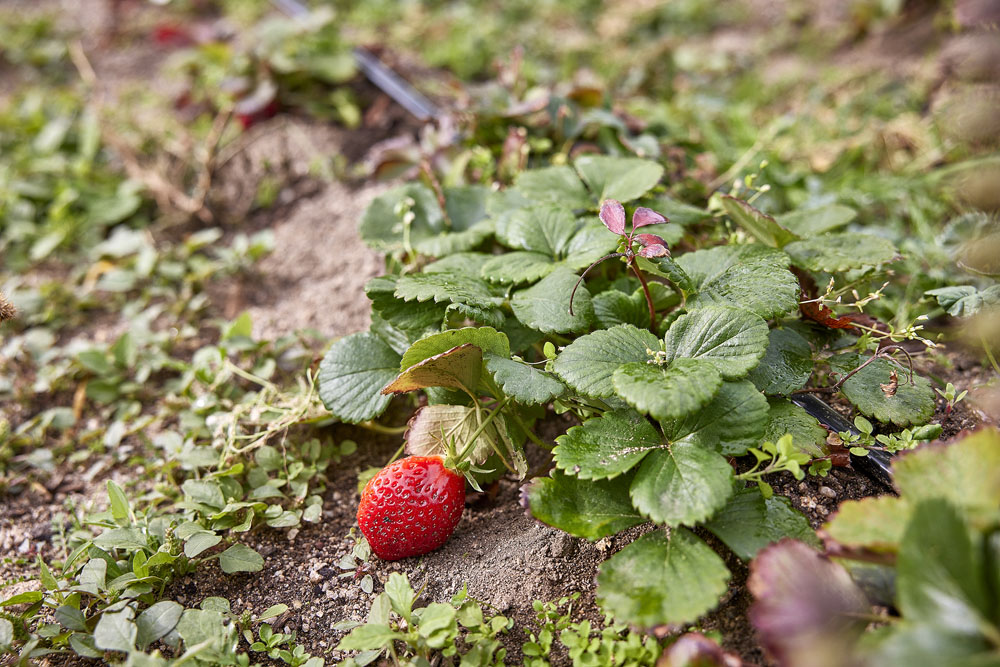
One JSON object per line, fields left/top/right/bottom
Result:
{"left": 935, "top": 381, "right": 968, "bottom": 416}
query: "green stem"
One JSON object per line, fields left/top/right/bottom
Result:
{"left": 983, "top": 333, "right": 1000, "bottom": 376}
{"left": 456, "top": 397, "right": 511, "bottom": 463}
{"left": 507, "top": 410, "right": 548, "bottom": 450}
{"left": 358, "top": 421, "right": 410, "bottom": 435}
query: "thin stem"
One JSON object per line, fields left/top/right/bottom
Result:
{"left": 569, "top": 252, "right": 624, "bottom": 315}
{"left": 983, "top": 333, "right": 1000, "bottom": 376}
{"left": 358, "top": 421, "right": 410, "bottom": 435}
{"left": 629, "top": 258, "right": 657, "bottom": 330}
{"left": 456, "top": 397, "right": 511, "bottom": 462}
{"left": 506, "top": 410, "right": 549, "bottom": 450}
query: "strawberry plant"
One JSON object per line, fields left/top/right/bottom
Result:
{"left": 319, "top": 153, "right": 939, "bottom": 629}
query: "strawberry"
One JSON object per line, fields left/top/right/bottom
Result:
{"left": 356, "top": 456, "right": 465, "bottom": 561}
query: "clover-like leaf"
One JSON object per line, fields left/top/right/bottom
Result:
{"left": 828, "top": 353, "right": 935, "bottom": 427}
{"left": 484, "top": 355, "right": 565, "bottom": 405}
{"left": 663, "top": 306, "right": 770, "bottom": 380}
{"left": 613, "top": 358, "right": 723, "bottom": 421}
{"left": 676, "top": 244, "right": 798, "bottom": 319}
{"left": 762, "top": 399, "right": 828, "bottom": 459}
{"left": 382, "top": 344, "right": 482, "bottom": 395}
{"left": 553, "top": 324, "right": 659, "bottom": 397}
{"left": 629, "top": 441, "right": 734, "bottom": 526}
{"left": 554, "top": 410, "right": 663, "bottom": 480}
{"left": 705, "top": 488, "right": 819, "bottom": 561}
{"left": 720, "top": 195, "right": 799, "bottom": 248}
{"left": 748, "top": 540, "right": 869, "bottom": 666}
{"left": 784, "top": 233, "right": 898, "bottom": 273}
{"left": 747, "top": 328, "right": 814, "bottom": 395}
{"left": 511, "top": 268, "right": 594, "bottom": 334}
{"left": 597, "top": 529, "right": 731, "bottom": 627}
{"left": 667, "top": 380, "right": 769, "bottom": 456}
{"left": 318, "top": 332, "right": 401, "bottom": 423}
{"left": 523, "top": 470, "right": 645, "bottom": 540}
{"left": 576, "top": 156, "right": 664, "bottom": 203}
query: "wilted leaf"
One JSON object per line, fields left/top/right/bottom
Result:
{"left": 382, "top": 344, "right": 483, "bottom": 395}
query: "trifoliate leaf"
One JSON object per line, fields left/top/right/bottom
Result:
{"left": 554, "top": 410, "right": 664, "bottom": 480}
{"left": 705, "top": 488, "right": 820, "bottom": 560}
{"left": 484, "top": 355, "right": 565, "bottom": 404}
{"left": 762, "top": 399, "right": 828, "bottom": 459}
{"left": 778, "top": 204, "right": 857, "bottom": 236}
{"left": 613, "top": 358, "right": 723, "bottom": 421}
{"left": 668, "top": 380, "right": 770, "bottom": 456}
{"left": 395, "top": 271, "right": 504, "bottom": 309}
{"left": 575, "top": 155, "right": 664, "bottom": 203}
{"left": 515, "top": 165, "right": 591, "bottom": 209}
{"left": 511, "top": 268, "right": 594, "bottom": 334}
{"left": 747, "top": 328, "right": 814, "bottom": 395}
{"left": 382, "top": 344, "right": 482, "bottom": 395}
{"left": 405, "top": 404, "right": 504, "bottom": 465}
{"left": 720, "top": 195, "right": 799, "bottom": 248}
{"left": 524, "top": 470, "right": 645, "bottom": 540}
{"left": 366, "top": 276, "right": 446, "bottom": 342}
{"left": 318, "top": 333, "right": 400, "bottom": 423}
{"left": 444, "top": 301, "right": 506, "bottom": 328}
{"left": 359, "top": 183, "right": 444, "bottom": 254}
{"left": 592, "top": 289, "right": 650, "bottom": 329}
{"left": 553, "top": 324, "right": 659, "bottom": 397}
{"left": 828, "top": 353, "right": 935, "bottom": 427}
{"left": 629, "top": 442, "right": 734, "bottom": 526}
{"left": 663, "top": 306, "right": 770, "bottom": 379}
{"left": 400, "top": 327, "right": 510, "bottom": 370}
{"left": 481, "top": 251, "right": 555, "bottom": 284}
{"left": 784, "top": 233, "right": 898, "bottom": 272}
{"left": 597, "top": 529, "right": 731, "bottom": 627}
{"left": 676, "top": 245, "right": 798, "bottom": 319}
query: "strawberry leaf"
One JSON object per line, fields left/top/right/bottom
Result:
{"left": 663, "top": 306, "right": 770, "bottom": 380}
{"left": 484, "top": 354, "right": 565, "bottom": 404}
{"left": 511, "top": 268, "right": 594, "bottom": 334}
{"left": 395, "top": 271, "right": 505, "bottom": 309}
{"left": 778, "top": 204, "right": 856, "bottom": 236}
{"left": 318, "top": 332, "right": 401, "bottom": 423}
{"left": 829, "top": 353, "right": 935, "bottom": 427}
{"left": 762, "top": 399, "right": 828, "bottom": 458}
{"left": 667, "top": 380, "right": 770, "bottom": 456}
{"left": 823, "top": 495, "right": 910, "bottom": 552}
{"left": 498, "top": 204, "right": 579, "bottom": 256}
{"left": 400, "top": 326, "right": 510, "bottom": 370}
{"left": 705, "top": 488, "right": 820, "bottom": 561}
{"left": 613, "top": 358, "right": 723, "bottom": 421}
{"left": 553, "top": 409, "right": 664, "bottom": 480}
{"left": 784, "top": 233, "right": 898, "bottom": 272}
{"left": 597, "top": 529, "right": 730, "bottom": 627}
{"left": 552, "top": 324, "right": 660, "bottom": 398}
{"left": 676, "top": 244, "right": 799, "bottom": 319}
{"left": 523, "top": 470, "right": 645, "bottom": 540}
{"left": 720, "top": 195, "right": 799, "bottom": 248}
{"left": 747, "top": 328, "right": 814, "bottom": 395}
{"left": 575, "top": 155, "right": 664, "bottom": 203}
{"left": 629, "top": 442, "right": 734, "bottom": 526}
{"left": 481, "top": 251, "right": 556, "bottom": 285}
{"left": 748, "top": 540, "right": 869, "bottom": 665}
{"left": 382, "top": 344, "right": 483, "bottom": 395}
{"left": 366, "top": 276, "right": 447, "bottom": 342}
{"left": 359, "top": 183, "right": 443, "bottom": 254}
{"left": 514, "top": 165, "right": 592, "bottom": 209}
{"left": 592, "top": 288, "right": 652, "bottom": 329}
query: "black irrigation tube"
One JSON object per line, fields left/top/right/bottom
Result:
{"left": 791, "top": 393, "right": 895, "bottom": 490}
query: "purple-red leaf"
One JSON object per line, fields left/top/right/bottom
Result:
{"left": 638, "top": 245, "right": 670, "bottom": 258}
{"left": 749, "top": 539, "right": 869, "bottom": 665}
{"left": 659, "top": 633, "right": 744, "bottom": 666}
{"left": 599, "top": 199, "right": 627, "bottom": 235}
{"left": 634, "top": 233, "right": 668, "bottom": 247}
{"left": 631, "top": 206, "right": 667, "bottom": 229}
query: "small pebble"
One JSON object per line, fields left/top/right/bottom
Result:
{"left": 819, "top": 486, "right": 837, "bottom": 499}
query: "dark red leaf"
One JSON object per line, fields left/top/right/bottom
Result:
{"left": 634, "top": 233, "right": 668, "bottom": 247}
{"left": 632, "top": 206, "right": 666, "bottom": 229}
{"left": 599, "top": 199, "right": 626, "bottom": 235}
{"left": 638, "top": 244, "right": 670, "bottom": 258}
{"left": 659, "top": 633, "right": 743, "bottom": 666}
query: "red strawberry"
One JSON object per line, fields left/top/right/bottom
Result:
{"left": 357, "top": 456, "right": 465, "bottom": 561}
